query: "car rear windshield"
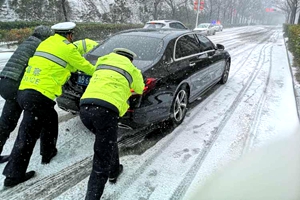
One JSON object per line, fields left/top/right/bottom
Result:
{"left": 90, "top": 35, "right": 163, "bottom": 61}
{"left": 144, "top": 23, "right": 165, "bottom": 29}
{"left": 197, "top": 24, "right": 209, "bottom": 28}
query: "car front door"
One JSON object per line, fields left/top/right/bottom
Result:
{"left": 196, "top": 34, "right": 225, "bottom": 84}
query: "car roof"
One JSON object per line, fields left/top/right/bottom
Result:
{"left": 113, "top": 28, "right": 191, "bottom": 40}
{"left": 146, "top": 20, "right": 183, "bottom": 24}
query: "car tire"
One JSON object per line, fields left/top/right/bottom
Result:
{"left": 169, "top": 85, "right": 188, "bottom": 126}
{"left": 219, "top": 61, "right": 230, "bottom": 84}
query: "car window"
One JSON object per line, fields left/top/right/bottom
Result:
{"left": 144, "top": 23, "right": 165, "bottom": 29}
{"left": 196, "top": 34, "right": 215, "bottom": 51}
{"left": 197, "top": 24, "right": 209, "bottom": 28}
{"left": 163, "top": 40, "right": 175, "bottom": 64}
{"left": 175, "top": 34, "right": 201, "bottom": 59}
{"left": 170, "top": 22, "right": 186, "bottom": 29}
{"left": 90, "top": 35, "right": 163, "bottom": 61}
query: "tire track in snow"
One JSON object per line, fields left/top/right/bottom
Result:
{"left": 241, "top": 45, "right": 273, "bottom": 154}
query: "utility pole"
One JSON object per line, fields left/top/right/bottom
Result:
{"left": 195, "top": 0, "right": 200, "bottom": 28}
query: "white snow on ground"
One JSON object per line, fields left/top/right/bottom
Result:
{"left": 0, "top": 25, "right": 299, "bottom": 199}
{"left": 0, "top": 52, "right": 12, "bottom": 71}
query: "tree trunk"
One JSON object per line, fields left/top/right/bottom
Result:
{"left": 62, "top": 0, "right": 68, "bottom": 21}
{"left": 184, "top": 0, "right": 190, "bottom": 25}
{"left": 153, "top": 1, "right": 158, "bottom": 20}
{"left": 289, "top": 0, "right": 297, "bottom": 24}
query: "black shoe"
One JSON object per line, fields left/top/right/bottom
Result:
{"left": 41, "top": 148, "right": 57, "bottom": 164}
{"left": 4, "top": 171, "right": 35, "bottom": 187}
{"left": 0, "top": 155, "right": 10, "bottom": 164}
{"left": 109, "top": 164, "right": 123, "bottom": 183}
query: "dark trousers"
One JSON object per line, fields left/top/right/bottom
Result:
{"left": 79, "top": 105, "right": 119, "bottom": 200}
{"left": 3, "top": 89, "right": 58, "bottom": 178}
{"left": 0, "top": 78, "right": 22, "bottom": 154}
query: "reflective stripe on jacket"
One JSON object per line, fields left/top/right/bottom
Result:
{"left": 19, "top": 34, "right": 96, "bottom": 100}
{"left": 73, "top": 39, "right": 98, "bottom": 56}
{"left": 80, "top": 52, "right": 145, "bottom": 117}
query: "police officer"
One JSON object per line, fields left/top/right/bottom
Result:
{"left": 2, "top": 22, "right": 96, "bottom": 187}
{"left": 79, "top": 48, "right": 145, "bottom": 199}
{"left": 0, "top": 25, "right": 53, "bottom": 164}
{"left": 74, "top": 38, "right": 98, "bottom": 56}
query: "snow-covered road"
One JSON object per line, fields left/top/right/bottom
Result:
{"left": 0, "top": 25, "right": 298, "bottom": 200}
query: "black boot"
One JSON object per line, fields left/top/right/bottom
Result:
{"left": 41, "top": 148, "right": 57, "bottom": 164}
{"left": 0, "top": 155, "right": 10, "bottom": 164}
{"left": 4, "top": 171, "right": 35, "bottom": 187}
{"left": 109, "top": 164, "right": 123, "bottom": 183}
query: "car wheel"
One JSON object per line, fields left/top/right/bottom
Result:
{"left": 219, "top": 61, "right": 230, "bottom": 84}
{"left": 170, "top": 85, "right": 188, "bottom": 126}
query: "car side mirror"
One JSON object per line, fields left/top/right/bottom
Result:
{"left": 216, "top": 44, "right": 225, "bottom": 50}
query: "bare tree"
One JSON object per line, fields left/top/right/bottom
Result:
{"left": 287, "top": 0, "right": 299, "bottom": 23}
{"left": 165, "top": 0, "right": 176, "bottom": 19}
{"left": 275, "top": 0, "right": 300, "bottom": 24}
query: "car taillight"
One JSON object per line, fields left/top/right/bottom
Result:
{"left": 143, "top": 78, "right": 157, "bottom": 95}
{"left": 130, "top": 78, "right": 157, "bottom": 95}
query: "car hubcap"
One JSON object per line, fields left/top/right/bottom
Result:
{"left": 173, "top": 90, "right": 187, "bottom": 122}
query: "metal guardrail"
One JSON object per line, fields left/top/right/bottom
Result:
{"left": 0, "top": 41, "right": 18, "bottom": 46}
{"left": 0, "top": 41, "right": 17, "bottom": 52}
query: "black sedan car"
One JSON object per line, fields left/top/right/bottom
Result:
{"left": 57, "top": 28, "right": 231, "bottom": 129}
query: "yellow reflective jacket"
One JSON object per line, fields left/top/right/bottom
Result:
{"left": 74, "top": 39, "right": 98, "bottom": 56}
{"left": 19, "top": 34, "right": 96, "bottom": 100}
{"left": 80, "top": 52, "right": 145, "bottom": 117}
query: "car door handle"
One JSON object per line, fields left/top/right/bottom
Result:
{"left": 189, "top": 62, "right": 196, "bottom": 67}
{"left": 198, "top": 53, "right": 208, "bottom": 59}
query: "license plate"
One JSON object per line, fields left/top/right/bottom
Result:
{"left": 77, "top": 74, "right": 91, "bottom": 86}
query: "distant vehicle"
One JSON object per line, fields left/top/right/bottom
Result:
{"left": 143, "top": 20, "right": 188, "bottom": 30}
{"left": 194, "top": 23, "right": 216, "bottom": 36}
{"left": 57, "top": 28, "right": 231, "bottom": 130}
{"left": 214, "top": 23, "right": 223, "bottom": 32}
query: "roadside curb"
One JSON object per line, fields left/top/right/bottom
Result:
{"left": 283, "top": 35, "right": 300, "bottom": 122}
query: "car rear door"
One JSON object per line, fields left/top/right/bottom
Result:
{"left": 196, "top": 34, "right": 225, "bottom": 83}
{"left": 169, "top": 22, "right": 188, "bottom": 30}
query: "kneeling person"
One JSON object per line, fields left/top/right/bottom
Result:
{"left": 79, "top": 48, "right": 145, "bottom": 200}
